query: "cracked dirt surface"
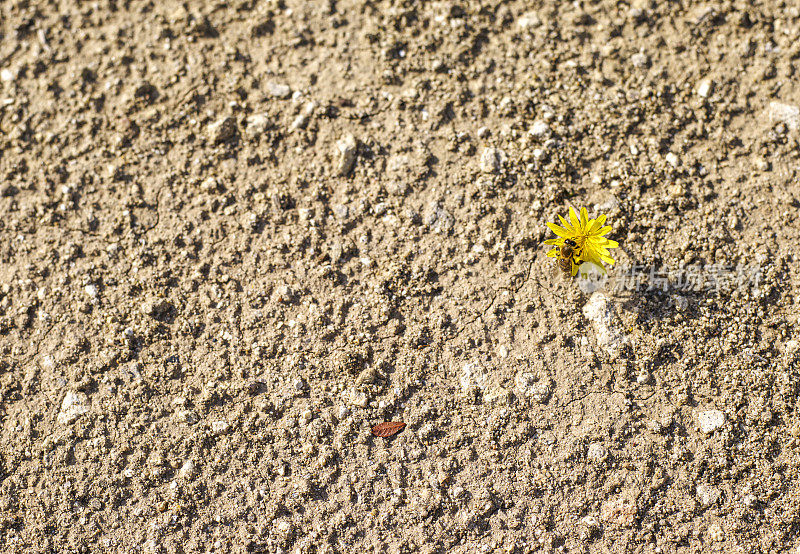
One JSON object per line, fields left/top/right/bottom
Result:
{"left": 2, "top": 1, "right": 800, "bottom": 552}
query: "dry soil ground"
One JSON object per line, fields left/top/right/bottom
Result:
{"left": 2, "top": 0, "right": 800, "bottom": 553}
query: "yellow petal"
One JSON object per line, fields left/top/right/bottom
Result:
{"left": 569, "top": 207, "right": 581, "bottom": 231}
{"left": 571, "top": 263, "right": 579, "bottom": 276}
{"left": 589, "top": 238, "right": 616, "bottom": 250}
{"left": 547, "top": 222, "right": 572, "bottom": 238}
{"left": 580, "top": 207, "right": 589, "bottom": 230}
{"left": 579, "top": 260, "right": 607, "bottom": 276}
{"left": 588, "top": 214, "right": 607, "bottom": 234}
{"left": 546, "top": 248, "right": 559, "bottom": 257}
{"left": 595, "top": 225, "right": 613, "bottom": 236}
{"left": 557, "top": 214, "right": 574, "bottom": 233}
{"left": 582, "top": 252, "right": 600, "bottom": 266}
{"left": 543, "top": 238, "right": 562, "bottom": 245}
{"left": 600, "top": 253, "right": 616, "bottom": 265}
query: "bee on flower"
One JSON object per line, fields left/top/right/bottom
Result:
{"left": 545, "top": 207, "right": 619, "bottom": 277}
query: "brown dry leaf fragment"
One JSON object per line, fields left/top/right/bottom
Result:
{"left": 371, "top": 421, "right": 406, "bottom": 438}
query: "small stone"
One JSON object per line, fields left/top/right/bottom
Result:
{"left": 528, "top": 120, "right": 551, "bottom": 140}
{"left": 697, "top": 409, "right": 725, "bottom": 433}
{"left": 587, "top": 443, "right": 608, "bottom": 463}
{"left": 418, "top": 423, "right": 436, "bottom": 440}
{"left": 0, "top": 68, "right": 15, "bottom": 82}
{"left": 245, "top": 113, "right": 271, "bottom": 138}
{"left": 631, "top": 51, "right": 650, "bottom": 68}
{"left": 292, "top": 378, "right": 307, "bottom": 392}
{"left": 580, "top": 515, "right": 601, "bottom": 541}
{"left": 84, "top": 284, "right": 99, "bottom": 299}
{"left": 696, "top": 484, "right": 720, "bottom": 506}
{"left": 768, "top": 101, "right": 800, "bottom": 132}
{"left": 176, "top": 409, "right": 199, "bottom": 424}
{"left": 477, "top": 126, "right": 490, "bottom": 139}
{"left": 675, "top": 295, "right": 689, "bottom": 312}
{"left": 142, "top": 297, "right": 173, "bottom": 318}
{"left": 514, "top": 372, "right": 537, "bottom": 395}
{"left": 424, "top": 203, "right": 455, "bottom": 234}
{"left": 600, "top": 496, "right": 637, "bottom": 527}
{"left": 290, "top": 114, "right": 308, "bottom": 131}
{"left": 347, "top": 388, "right": 369, "bottom": 408}
{"left": 290, "top": 102, "right": 316, "bottom": 131}
{"left": 275, "top": 519, "right": 293, "bottom": 536}
{"left": 754, "top": 158, "right": 770, "bottom": 172}
{"left": 333, "top": 204, "right": 350, "bottom": 219}
{"left": 531, "top": 381, "right": 552, "bottom": 404}
{"left": 483, "top": 386, "right": 511, "bottom": 405}
{"left": 337, "top": 405, "right": 350, "bottom": 420}
{"left": 208, "top": 116, "right": 238, "bottom": 144}
{"left": 460, "top": 362, "right": 488, "bottom": 392}
{"left": 274, "top": 285, "right": 296, "bottom": 304}
{"left": 178, "top": 460, "right": 196, "bottom": 479}
{"left": 293, "top": 207, "right": 311, "bottom": 222}
{"left": 518, "top": 11, "right": 542, "bottom": 29}
{"left": 211, "top": 420, "right": 230, "bottom": 434}
{"left": 386, "top": 181, "right": 411, "bottom": 197}
{"left": 355, "top": 366, "right": 382, "bottom": 386}
{"left": 57, "top": 391, "right": 90, "bottom": 425}
{"left": 515, "top": 372, "right": 551, "bottom": 403}
{"left": 665, "top": 152, "right": 679, "bottom": 168}
{"left": 267, "top": 82, "right": 292, "bottom": 98}
{"left": 336, "top": 134, "right": 358, "bottom": 175}
{"left": 480, "top": 147, "right": 506, "bottom": 174}
{"left": 706, "top": 523, "right": 724, "bottom": 542}
{"left": 696, "top": 78, "right": 713, "bottom": 98}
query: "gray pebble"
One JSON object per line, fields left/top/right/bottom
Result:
{"left": 274, "top": 285, "right": 296, "bottom": 303}
{"left": 459, "top": 362, "right": 488, "bottom": 392}
{"left": 178, "top": 460, "right": 196, "bottom": 479}
{"left": 333, "top": 204, "right": 350, "bottom": 219}
{"left": 631, "top": 51, "right": 650, "bottom": 68}
{"left": 211, "top": 420, "right": 230, "bottom": 434}
{"left": 336, "top": 134, "right": 358, "bottom": 175}
{"left": 418, "top": 423, "right": 436, "bottom": 440}
{"left": 386, "top": 181, "right": 411, "bottom": 197}
{"left": 347, "top": 388, "right": 369, "bottom": 408}
{"left": 587, "top": 443, "right": 609, "bottom": 462}
{"left": 480, "top": 146, "right": 506, "bottom": 174}
{"left": 696, "top": 78, "right": 713, "bottom": 98}
{"left": 697, "top": 409, "right": 724, "bottom": 433}
{"left": 696, "top": 484, "right": 720, "bottom": 506}
{"left": 176, "top": 409, "right": 199, "bottom": 424}
{"left": 529, "top": 120, "right": 551, "bottom": 141}
{"left": 57, "top": 391, "right": 90, "bottom": 425}
{"left": 424, "top": 202, "right": 454, "bottom": 234}
{"left": 245, "top": 113, "right": 271, "bottom": 138}
{"left": 208, "top": 116, "right": 238, "bottom": 144}
{"left": 267, "top": 82, "right": 292, "bottom": 98}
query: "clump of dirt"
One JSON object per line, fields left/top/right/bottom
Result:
{"left": 1, "top": 1, "right": 800, "bottom": 552}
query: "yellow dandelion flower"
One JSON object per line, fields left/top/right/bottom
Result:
{"left": 544, "top": 207, "right": 619, "bottom": 275}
